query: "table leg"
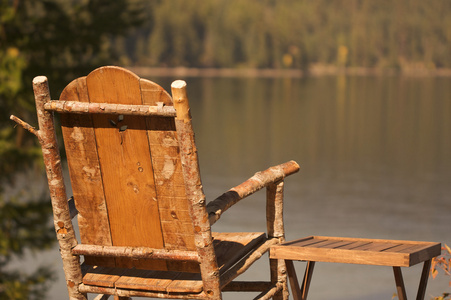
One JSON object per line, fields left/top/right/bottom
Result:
{"left": 301, "top": 261, "right": 315, "bottom": 300}
{"left": 285, "top": 260, "right": 302, "bottom": 300}
{"left": 285, "top": 260, "right": 316, "bottom": 300}
{"left": 393, "top": 267, "right": 407, "bottom": 300}
{"left": 416, "top": 259, "right": 432, "bottom": 300}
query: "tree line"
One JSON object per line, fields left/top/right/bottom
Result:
{"left": 121, "top": 0, "right": 451, "bottom": 70}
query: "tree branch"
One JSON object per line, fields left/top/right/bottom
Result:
{"left": 10, "top": 115, "right": 40, "bottom": 139}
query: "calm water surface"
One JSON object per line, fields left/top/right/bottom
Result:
{"left": 26, "top": 75, "right": 451, "bottom": 299}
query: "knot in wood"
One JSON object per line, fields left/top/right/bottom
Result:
{"left": 211, "top": 270, "right": 219, "bottom": 277}
{"left": 56, "top": 221, "right": 68, "bottom": 235}
{"left": 57, "top": 227, "right": 68, "bottom": 235}
{"left": 67, "top": 280, "right": 76, "bottom": 288}
{"left": 195, "top": 240, "right": 205, "bottom": 248}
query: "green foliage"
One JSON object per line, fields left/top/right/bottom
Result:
{"left": 0, "top": 266, "right": 53, "bottom": 300}
{"left": 1, "top": 0, "right": 145, "bottom": 97}
{"left": 0, "top": 193, "right": 54, "bottom": 300}
{"left": 0, "top": 48, "right": 25, "bottom": 100}
{"left": 0, "top": 0, "right": 147, "bottom": 166}
{"left": 125, "top": 0, "right": 451, "bottom": 70}
{"left": 0, "top": 0, "right": 145, "bottom": 298}
{"left": 0, "top": 195, "right": 54, "bottom": 258}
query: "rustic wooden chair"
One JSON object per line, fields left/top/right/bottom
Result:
{"left": 10, "top": 66, "right": 300, "bottom": 300}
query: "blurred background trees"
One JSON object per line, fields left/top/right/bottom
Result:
{"left": 1, "top": 0, "right": 450, "bottom": 298}
{"left": 123, "top": 0, "right": 451, "bottom": 70}
{"left": 0, "top": 0, "right": 144, "bottom": 298}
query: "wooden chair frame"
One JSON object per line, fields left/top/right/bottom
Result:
{"left": 11, "top": 67, "right": 300, "bottom": 300}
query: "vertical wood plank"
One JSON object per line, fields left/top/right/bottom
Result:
{"left": 86, "top": 67, "right": 165, "bottom": 270}
{"left": 60, "top": 77, "right": 114, "bottom": 267}
{"left": 140, "top": 78, "right": 198, "bottom": 272}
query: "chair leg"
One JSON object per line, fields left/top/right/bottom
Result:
{"left": 393, "top": 267, "right": 407, "bottom": 300}
{"left": 416, "top": 260, "right": 432, "bottom": 300}
{"left": 270, "top": 258, "right": 288, "bottom": 300}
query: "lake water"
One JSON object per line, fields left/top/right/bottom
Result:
{"left": 21, "top": 75, "right": 451, "bottom": 299}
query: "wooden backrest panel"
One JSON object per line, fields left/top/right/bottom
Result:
{"left": 60, "top": 67, "right": 197, "bottom": 271}
{"left": 140, "top": 79, "right": 197, "bottom": 253}
{"left": 60, "top": 77, "right": 115, "bottom": 268}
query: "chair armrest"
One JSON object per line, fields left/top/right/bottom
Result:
{"left": 206, "top": 160, "right": 299, "bottom": 225}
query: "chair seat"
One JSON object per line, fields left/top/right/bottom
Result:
{"left": 270, "top": 236, "right": 441, "bottom": 267}
{"left": 81, "top": 232, "right": 266, "bottom": 293}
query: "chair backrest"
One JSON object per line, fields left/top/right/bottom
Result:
{"left": 59, "top": 66, "right": 201, "bottom": 272}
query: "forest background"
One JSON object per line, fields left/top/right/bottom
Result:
{"left": 1, "top": 0, "right": 450, "bottom": 299}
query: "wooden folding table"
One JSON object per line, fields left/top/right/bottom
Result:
{"left": 270, "top": 236, "right": 441, "bottom": 300}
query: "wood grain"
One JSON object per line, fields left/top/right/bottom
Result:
{"left": 140, "top": 78, "right": 197, "bottom": 272}
{"left": 86, "top": 66, "right": 165, "bottom": 270}
{"left": 270, "top": 236, "right": 441, "bottom": 267}
{"left": 60, "top": 77, "right": 114, "bottom": 267}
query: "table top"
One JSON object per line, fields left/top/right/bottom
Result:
{"left": 270, "top": 236, "right": 441, "bottom": 267}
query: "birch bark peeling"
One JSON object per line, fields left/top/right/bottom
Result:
{"left": 32, "top": 76, "right": 85, "bottom": 299}
{"left": 9, "top": 115, "right": 41, "bottom": 139}
{"left": 172, "top": 80, "right": 222, "bottom": 299}
{"left": 207, "top": 161, "right": 299, "bottom": 225}
{"left": 79, "top": 284, "right": 207, "bottom": 299}
{"left": 44, "top": 100, "right": 176, "bottom": 117}
{"left": 171, "top": 80, "right": 191, "bottom": 122}
{"left": 255, "top": 283, "right": 284, "bottom": 300}
{"left": 266, "top": 181, "right": 285, "bottom": 239}
{"left": 72, "top": 244, "right": 200, "bottom": 262}
{"left": 267, "top": 181, "right": 288, "bottom": 300}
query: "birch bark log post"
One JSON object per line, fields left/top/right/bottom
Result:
{"left": 32, "top": 76, "right": 86, "bottom": 299}
{"left": 171, "top": 80, "right": 222, "bottom": 299}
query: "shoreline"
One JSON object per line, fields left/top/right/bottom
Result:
{"left": 129, "top": 65, "right": 451, "bottom": 78}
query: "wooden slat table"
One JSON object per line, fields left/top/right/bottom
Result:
{"left": 270, "top": 236, "right": 441, "bottom": 300}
